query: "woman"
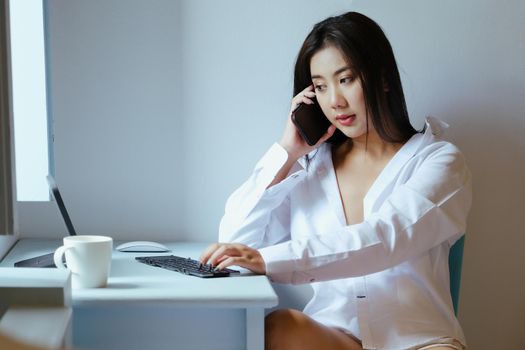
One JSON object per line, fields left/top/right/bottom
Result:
{"left": 200, "top": 11, "right": 471, "bottom": 350}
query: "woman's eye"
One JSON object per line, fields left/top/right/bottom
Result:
{"left": 340, "top": 76, "right": 354, "bottom": 84}
{"left": 314, "top": 84, "right": 326, "bottom": 92}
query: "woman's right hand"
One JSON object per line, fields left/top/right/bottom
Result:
{"left": 279, "top": 85, "right": 336, "bottom": 161}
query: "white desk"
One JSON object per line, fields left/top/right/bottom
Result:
{"left": 1, "top": 239, "right": 279, "bottom": 350}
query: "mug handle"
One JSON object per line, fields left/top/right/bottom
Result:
{"left": 54, "top": 245, "right": 73, "bottom": 269}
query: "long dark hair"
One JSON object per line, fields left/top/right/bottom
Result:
{"left": 294, "top": 12, "right": 417, "bottom": 145}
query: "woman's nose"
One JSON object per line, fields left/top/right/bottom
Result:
{"left": 330, "top": 88, "right": 347, "bottom": 110}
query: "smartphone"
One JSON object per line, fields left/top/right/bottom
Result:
{"left": 291, "top": 98, "right": 331, "bottom": 146}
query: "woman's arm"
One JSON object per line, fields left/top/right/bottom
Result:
{"left": 258, "top": 141, "right": 472, "bottom": 284}
{"left": 203, "top": 86, "right": 335, "bottom": 271}
{"left": 219, "top": 85, "right": 335, "bottom": 247}
{"left": 201, "top": 144, "right": 303, "bottom": 273}
{"left": 218, "top": 143, "right": 300, "bottom": 248}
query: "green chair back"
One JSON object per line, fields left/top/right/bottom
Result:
{"left": 448, "top": 235, "right": 465, "bottom": 315}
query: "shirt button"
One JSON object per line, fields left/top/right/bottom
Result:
{"left": 356, "top": 295, "right": 366, "bottom": 299}
{"left": 291, "top": 174, "right": 299, "bottom": 179}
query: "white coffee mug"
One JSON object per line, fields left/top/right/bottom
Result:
{"left": 54, "top": 235, "right": 113, "bottom": 289}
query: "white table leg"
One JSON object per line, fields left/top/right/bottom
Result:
{"left": 246, "top": 307, "right": 265, "bottom": 350}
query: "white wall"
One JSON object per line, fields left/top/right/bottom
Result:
{"left": 177, "top": 0, "right": 352, "bottom": 240}
{"left": 18, "top": 0, "right": 184, "bottom": 239}
{"left": 16, "top": 0, "right": 525, "bottom": 348}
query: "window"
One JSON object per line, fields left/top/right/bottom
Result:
{"left": 9, "top": 0, "right": 52, "bottom": 201}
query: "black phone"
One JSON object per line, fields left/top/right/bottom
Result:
{"left": 291, "top": 98, "right": 331, "bottom": 146}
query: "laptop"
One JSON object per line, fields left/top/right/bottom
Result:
{"left": 14, "top": 175, "right": 77, "bottom": 268}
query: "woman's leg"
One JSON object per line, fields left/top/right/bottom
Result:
{"left": 265, "top": 309, "right": 363, "bottom": 350}
{"left": 416, "top": 339, "right": 465, "bottom": 350}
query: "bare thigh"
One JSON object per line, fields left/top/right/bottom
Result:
{"left": 265, "top": 309, "right": 362, "bottom": 350}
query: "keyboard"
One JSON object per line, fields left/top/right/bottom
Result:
{"left": 135, "top": 255, "right": 240, "bottom": 278}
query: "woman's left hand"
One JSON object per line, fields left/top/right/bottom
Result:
{"left": 199, "top": 243, "right": 266, "bottom": 275}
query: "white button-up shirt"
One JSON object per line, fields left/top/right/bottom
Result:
{"left": 219, "top": 117, "right": 471, "bottom": 350}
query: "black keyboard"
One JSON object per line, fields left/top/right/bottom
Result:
{"left": 135, "top": 255, "right": 240, "bottom": 278}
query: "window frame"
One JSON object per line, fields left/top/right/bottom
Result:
{"left": 0, "top": 0, "right": 16, "bottom": 237}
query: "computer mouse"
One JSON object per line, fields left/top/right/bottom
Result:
{"left": 115, "top": 241, "right": 170, "bottom": 253}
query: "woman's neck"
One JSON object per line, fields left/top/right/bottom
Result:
{"left": 335, "top": 131, "right": 403, "bottom": 162}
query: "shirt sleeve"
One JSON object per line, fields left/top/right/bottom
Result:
{"left": 259, "top": 141, "right": 472, "bottom": 284}
{"left": 218, "top": 143, "right": 306, "bottom": 248}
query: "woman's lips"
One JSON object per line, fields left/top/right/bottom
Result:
{"left": 336, "top": 114, "right": 356, "bottom": 126}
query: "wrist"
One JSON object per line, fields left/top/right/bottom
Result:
{"left": 278, "top": 141, "right": 302, "bottom": 163}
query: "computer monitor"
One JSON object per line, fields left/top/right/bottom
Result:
{"left": 46, "top": 175, "right": 76, "bottom": 236}
{"left": 13, "top": 175, "right": 77, "bottom": 267}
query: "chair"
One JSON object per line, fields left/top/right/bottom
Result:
{"left": 448, "top": 235, "right": 465, "bottom": 316}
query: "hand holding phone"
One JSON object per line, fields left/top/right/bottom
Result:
{"left": 291, "top": 97, "right": 332, "bottom": 146}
